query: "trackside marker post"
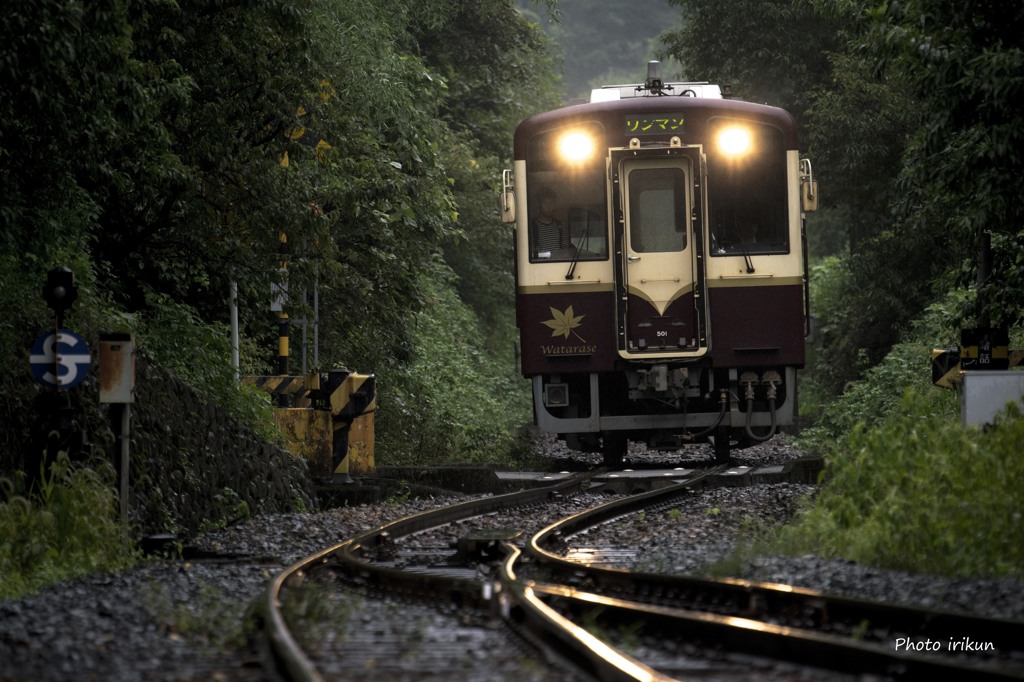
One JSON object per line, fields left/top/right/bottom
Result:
{"left": 99, "top": 333, "right": 136, "bottom": 525}
{"left": 30, "top": 330, "right": 91, "bottom": 389}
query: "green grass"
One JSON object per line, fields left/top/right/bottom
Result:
{"left": 143, "top": 580, "right": 260, "bottom": 651}
{"left": 0, "top": 452, "right": 139, "bottom": 600}
{"left": 778, "top": 396, "right": 1023, "bottom": 578}
{"left": 777, "top": 287, "right": 1024, "bottom": 579}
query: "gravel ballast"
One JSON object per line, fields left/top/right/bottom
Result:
{"left": 2, "top": 440, "right": 1022, "bottom": 681}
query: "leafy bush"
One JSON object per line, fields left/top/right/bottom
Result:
{"left": 799, "top": 286, "right": 968, "bottom": 452}
{"left": 778, "top": 394, "right": 1023, "bottom": 578}
{"left": 143, "top": 580, "right": 260, "bottom": 651}
{"left": 376, "top": 258, "right": 531, "bottom": 465}
{"left": 0, "top": 453, "right": 138, "bottom": 600}
{"left": 786, "top": 285, "right": 1024, "bottom": 578}
{"left": 136, "top": 293, "right": 280, "bottom": 444}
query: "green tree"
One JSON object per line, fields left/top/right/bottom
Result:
{"left": 867, "top": 0, "right": 1024, "bottom": 328}
{"left": 803, "top": 1, "right": 1024, "bottom": 398}
{"left": 412, "top": 0, "right": 561, "bottom": 350}
{"left": 2, "top": 0, "right": 561, "bottom": 479}
{"left": 520, "top": 0, "right": 679, "bottom": 102}
{"left": 660, "top": 0, "right": 839, "bottom": 124}
{"left": 0, "top": 0, "right": 163, "bottom": 261}
{"left": 416, "top": 1, "right": 560, "bottom": 153}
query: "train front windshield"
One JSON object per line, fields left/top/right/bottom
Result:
{"left": 525, "top": 124, "right": 609, "bottom": 263}
{"left": 522, "top": 117, "right": 790, "bottom": 262}
{"left": 706, "top": 119, "right": 790, "bottom": 256}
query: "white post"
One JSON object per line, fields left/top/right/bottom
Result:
{"left": 230, "top": 281, "right": 240, "bottom": 380}
{"left": 314, "top": 265, "right": 320, "bottom": 368}
{"left": 120, "top": 405, "right": 130, "bottom": 525}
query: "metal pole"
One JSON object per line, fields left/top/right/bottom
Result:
{"left": 277, "top": 231, "right": 289, "bottom": 382}
{"left": 314, "top": 265, "right": 320, "bottom": 368}
{"left": 301, "top": 288, "right": 308, "bottom": 374}
{"left": 976, "top": 229, "right": 992, "bottom": 328}
{"left": 278, "top": 312, "right": 289, "bottom": 376}
{"left": 120, "top": 404, "right": 130, "bottom": 525}
{"left": 230, "top": 281, "right": 240, "bottom": 380}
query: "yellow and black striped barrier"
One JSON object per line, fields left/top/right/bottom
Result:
{"left": 242, "top": 370, "right": 375, "bottom": 480}
{"left": 931, "top": 349, "right": 1024, "bottom": 389}
{"left": 931, "top": 337, "right": 1022, "bottom": 389}
{"left": 323, "top": 369, "right": 376, "bottom": 479}
{"left": 243, "top": 374, "right": 313, "bottom": 405}
{"left": 930, "top": 348, "right": 962, "bottom": 389}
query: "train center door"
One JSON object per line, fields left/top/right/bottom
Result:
{"left": 616, "top": 153, "right": 708, "bottom": 358}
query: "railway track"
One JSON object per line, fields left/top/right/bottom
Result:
{"left": 514, "top": 479, "right": 1024, "bottom": 680}
{"left": 263, "top": 472, "right": 596, "bottom": 680}
{"left": 262, "top": 466, "right": 1024, "bottom": 681}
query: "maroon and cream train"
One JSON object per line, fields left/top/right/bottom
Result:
{"left": 501, "top": 63, "right": 817, "bottom": 464}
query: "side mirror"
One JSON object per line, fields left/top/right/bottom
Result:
{"left": 500, "top": 189, "right": 516, "bottom": 223}
{"left": 801, "top": 180, "right": 818, "bottom": 213}
{"left": 500, "top": 169, "right": 516, "bottom": 223}
{"left": 799, "top": 158, "right": 818, "bottom": 213}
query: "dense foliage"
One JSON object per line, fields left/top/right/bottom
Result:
{"left": 662, "top": 0, "right": 1024, "bottom": 578}
{"left": 0, "top": 453, "right": 136, "bottom": 600}
{"left": 1, "top": 0, "right": 559, "bottom": 595}
{"left": 0, "top": 0, "right": 560, "bottom": 477}
{"left": 661, "top": 0, "right": 1024, "bottom": 401}
{"left": 661, "top": 0, "right": 838, "bottom": 125}
{"left": 518, "top": 0, "right": 680, "bottom": 102}
{"left": 869, "top": 1, "right": 1024, "bottom": 330}
{"left": 779, "top": 296, "right": 1024, "bottom": 578}
{"left": 792, "top": 403, "right": 1023, "bottom": 577}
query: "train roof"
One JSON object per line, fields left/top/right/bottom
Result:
{"left": 591, "top": 81, "right": 724, "bottom": 101}
{"left": 514, "top": 90, "right": 800, "bottom": 158}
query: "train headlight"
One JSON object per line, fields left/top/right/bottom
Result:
{"left": 558, "top": 131, "right": 594, "bottom": 163}
{"left": 717, "top": 126, "right": 752, "bottom": 156}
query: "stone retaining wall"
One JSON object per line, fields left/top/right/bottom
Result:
{"left": 124, "top": 357, "right": 317, "bottom": 538}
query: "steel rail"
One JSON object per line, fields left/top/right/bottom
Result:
{"left": 524, "top": 582, "right": 1024, "bottom": 680}
{"left": 533, "top": 465, "right": 727, "bottom": 543}
{"left": 481, "top": 467, "right": 730, "bottom": 682}
{"left": 265, "top": 465, "right": 1024, "bottom": 681}
{"left": 498, "top": 544, "right": 674, "bottom": 682}
{"left": 527, "top": 476, "right": 1024, "bottom": 649}
{"left": 519, "top": 474, "right": 1024, "bottom": 679}
{"left": 262, "top": 473, "right": 591, "bottom": 681}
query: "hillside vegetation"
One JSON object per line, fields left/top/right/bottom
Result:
{"left": 663, "top": 0, "right": 1024, "bottom": 578}
{"left": 0, "top": 0, "right": 563, "bottom": 476}
{"left": 2, "top": 0, "right": 1023, "bottom": 598}
{"left": 784, "top": 287, "right": 1024, "bottom": 578}
{"left": 1, "top": 0, "right": 560, "bottom": 597}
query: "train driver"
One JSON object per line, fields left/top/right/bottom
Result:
{"left": 737, "top": 219, "right": 759, "bottom": 245}
{"left": 532, "top": 188, "right": 568, "bottom": 258}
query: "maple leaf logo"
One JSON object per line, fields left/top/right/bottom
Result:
{"left": 542, "top": 305, "right": 586, "bottom": 341}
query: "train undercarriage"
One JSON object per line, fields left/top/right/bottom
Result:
{"left": 533, "top": 365, "right": 797, "bottom": 465}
